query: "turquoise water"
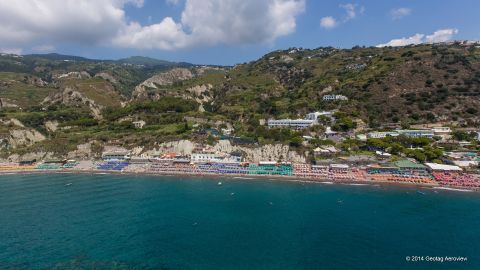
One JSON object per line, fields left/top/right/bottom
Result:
{"left": 0, "top": 174, "right": 479, "bottom": 270}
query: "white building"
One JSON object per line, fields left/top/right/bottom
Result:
{"left": 267, "top": 119, "right": 315, "bottom": 129}
{"left": 191, "top": 153, "right": 224, "bottom": 163}
{"left": 133, "top": 120, "right": 146, "bottom": 129}
{"left": 305, "top": 111, "right": 334, "bottom": 122}
{"left": 367, "top": 129, "right": 434, "bottom": 139}
{"left": 367, "top": 131, "right": 399, "bottom": 139}
{"left": 432, "top": 127, "right": 452, "bottom": 140}
{"left": 322, "top": 95, "right": 348, "bottom": 101}
{"left": 324, "top": 126, "right": 337, "bottom": 137}
{"left": 268, "top": 111, "right": 334, "bottom": 129}
{"left": 356, "top": 134, "right": 367, "bottom": 141}
{"left": 221, "top": 128, "right": 233, "bottom": 135}
{"left": 432, "top": 126, "right": 451, "bottom": 135}
{"left": 313, "top": 146, "right": 339, "bottom": 156}
{"left": 102, "top": 151, "right": 131, "bottom": 160}
{"left": 425, "top": 163, "right": 463, "bottom": 172}
{"left": 396, "top": 129, "right": 434, "bottom": 138}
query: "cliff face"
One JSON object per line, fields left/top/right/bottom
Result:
{"left": 132, "top": 68, "right": 194, "bottom": 100}
{"left": 8, "top": 129, "right": 46, "bottom": 148}
{"left": 143, "top": 140, "right": 196, "bottom": 156}
{"left": 142, "top": 139, "right": 305, "bottom": 163}
{"left": 213, "top": 140, "right": 306, "bottom": 163}
{"left": 42, "top": 87, "right": 104, "bottom": 119}
{"left": 0, "top": 119, "right": 45, "bottom": 150}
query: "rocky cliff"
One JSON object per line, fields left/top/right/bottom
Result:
{"left": 142, "top": 139, "right": 305, "bottom": 163}
{"left": 132, "top": 68, "right": 194, "bottom": 100}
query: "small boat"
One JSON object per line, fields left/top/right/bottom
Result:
{"left": 217, "top": 181, "right": 222, "bottom": 186}
{"left": 416, "top": 191, "right": 426, "bottom": 195}
{"left": 65, "top": 183, "right": 72, "bottom": 187}
{"left": 230, "top": 192, "right": 235, "bottom": 196}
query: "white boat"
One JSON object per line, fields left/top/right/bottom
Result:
{"left": 65, "top": 183, "right": 72, "bottom": 186}
{"left": 217, "top": 181, "right": 222, "bottom": 186}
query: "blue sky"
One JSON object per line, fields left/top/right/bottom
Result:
{"left": 0, "top": 0, "right": 478, "bottom": 65}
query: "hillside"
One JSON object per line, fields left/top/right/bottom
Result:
{"left": 1, "top": 43, "right": 479, "bottom": 159}
{"left": 208, "top": 43, "right": 480, "bottom": 126}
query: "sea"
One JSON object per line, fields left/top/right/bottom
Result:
{"left": 0, "top": 173, "right": 479, "bottom": 270}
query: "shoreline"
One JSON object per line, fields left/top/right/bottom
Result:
{"left": 1, "top": 169, "right": 476, "bottom": 193}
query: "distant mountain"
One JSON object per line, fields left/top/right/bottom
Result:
{"left": 23, "top": 54, "right": 194, "bottom": 67}
{"left": 25, "top": 53, "right": 97, "bottom": 62}
{"left": 116, "top": 56, "right": 193, "bottom": 67}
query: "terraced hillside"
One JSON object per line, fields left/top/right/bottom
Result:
{"left": 0, "top": 42, "right": 479, "bottom": 159}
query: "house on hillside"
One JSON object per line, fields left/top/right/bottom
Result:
{"left": 314, "top": 146, "right": 339, "bottom": 157}
{"left": 267, "top": 119, "right": 315, "bottom": 129}
{"left": 267, "top": 111, "right": 335, "bottom": 129}
{"left": 305, "top": 111, "right": 335, "bottom": 122}
{"left": 367, "top": 131, "right": 399, "bottom": 139}
{"left": 322, "top": 95, "right": 348, "bottom": 101}
{"left": 133, "top": 120, "right": 146, "bottom": 129}
{"left": 367, "top": 129, "right": 434, "bottom": 139}
{"left": 431, "top": 127, "right": 452, "bottom": 140}
{"left": 102, "top": 150, "right": 130, "bottom": 160}
{"left": 395, "top": 129, "right": 434, "bottom": 138}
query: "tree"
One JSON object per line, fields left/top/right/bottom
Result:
{"left": 389, "top": 143, "right": 404, "bottom": 155}
{"left": 333, "top": 117, "right": 357, "bottom": 132}
{"left": 452, "top": 131, "right": 474, "bottom": 141}
{"left": 289, "top": 136, "right": 303, "bottom": 147}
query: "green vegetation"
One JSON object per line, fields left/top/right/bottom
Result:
{"left": 1, "top": 43, "right": 479, "bottom": 157}
{"left": 366, "top": 135, "right": 443, "bottom": 162}
{"left": 103, "top": 97, "right": 198, "bottom": 121}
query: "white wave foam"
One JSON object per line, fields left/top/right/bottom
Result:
{"left": 433, "top": 187, "right": 473, "bottom": 192}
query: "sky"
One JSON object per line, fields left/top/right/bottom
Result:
{"left": 0, "top": 0, "right": 479, "bottom": 65}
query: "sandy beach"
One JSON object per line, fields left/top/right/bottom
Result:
{"left": 1, "top": 168, "right": 471, "bottom": 193}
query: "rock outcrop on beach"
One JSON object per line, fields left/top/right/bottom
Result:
{"left": 66, "top": 141, "right": 97, "bottom": 160}
{"left": 214, "top": 140, "right": 306, "bottom": 163}
{"left": 6, "top": 151, "right": 54, "bottom": 163}
{"left": 141, "top": 139, "right": 305, "bottom": 163}
{"left": 1, "top": 119, "right": 46, "bottom": 150}
{"left": 8, "top": 129, "right": 45, "bottom": 148}
{"left": 143, "top": 140, "right": 196, "bottom": 156}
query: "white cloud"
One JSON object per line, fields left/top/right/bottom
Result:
{"left": 113, "top": 17, "right": 188, "bottom": 50}
{"left": 340, "top": 3, "right": 363, "bottom": 22}
{"left": 425, "top": 28, "right": 459, "bottom": 43}
{"left": 391, "top": 7, "right": 411, "bottom": 20}
{"left": 0, "top": 0, "right": 305, "bottom": 51}
{"left": 377, "top": 28, "right": 459, "bottom": 47}
{"left": 377, "top": 33, "right": 424, "bottom": 47}
{"left": 0, "top": 47, "right": 23, "bottom": 55}
{"left": 320, "top": 3, "right": 363, "bottom": 30}
{"left": 340, "top": 3, "right": 356, "bottom": 21}
{"left": 0, "top": 0, "right": 139, "bottom": 45}
{"left": 320, "top": 16, "right": 337, "bottom": 29}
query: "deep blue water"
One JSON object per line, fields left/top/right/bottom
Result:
{"left": 0, "top": 173, "right": 479, "bottom": 270}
